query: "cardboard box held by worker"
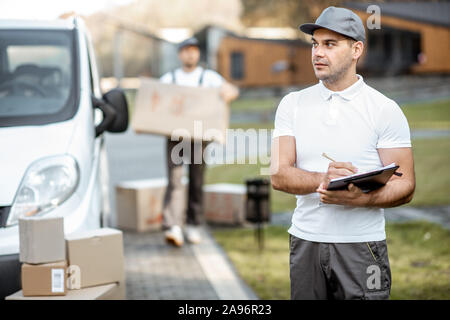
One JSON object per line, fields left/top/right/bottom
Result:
{"left": 65, "top": 228, "right": 125, "bottom": 289}
{"left": 115, "top": 178, "right": 187, "bottom": 232}
{"left": 132, "top": 77, "right": 229, "bottom": 144}
{"left": 19, "top": 216, "right": 65, "bottom": 264}
{"left": 203, "top": 184, "right": 247, "bottom": 225}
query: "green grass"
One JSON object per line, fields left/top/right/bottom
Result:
{"left": 229, "top": 122, "right": 274, "bottom": 130}
{"left": 206, "top": 137, "right": 450, "bottom": 211}
{"left": 212, "top": 221, "right": 450, "bottom": 300}
{"left": 410, "top": 137, "right": 450, "bottom": 206}
{"left": 385, "top": 221, "right": 450, "bottom": 299}
{"left": 401, "top": 99, "right": 450, "bottom": 130}
{"left": 229, "top": 98, "right": 450, "bottom": 130}
{"left": 213, "top": 225, "right": 290, "bottom": 300}
{"left": 230, "top": 97, "right": 280, "bottom": 113}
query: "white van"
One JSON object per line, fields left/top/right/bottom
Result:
{"left": 0, "top": 17, "right": 128, "bottom": 298}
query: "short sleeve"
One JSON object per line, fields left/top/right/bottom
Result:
{"left": 203, "top": 70, "right": 224, "bottom": 88}
{"left": 159, "top": 72, "right": 173, "bottom": 84}
{"left": 376, "top": 100, "right": 411, "bottom": 148}
{"left": 273, "top": 93, "right": 295, "bottom": 139}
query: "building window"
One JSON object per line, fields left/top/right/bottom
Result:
{"left": 230, "top": 52, "right": 244, "bottom": 80}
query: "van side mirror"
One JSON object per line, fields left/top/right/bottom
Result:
{"left": 93, "top": 88, "right": 129, "bottom": 137}
{"left": 102, "top": 88, "right": 129, "bottom": 133}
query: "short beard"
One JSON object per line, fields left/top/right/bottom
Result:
{"left": 317, "top": 57, "right": 353, "bottom": 84}
{"left": 183, "top": 62, "right": 196, "bottom": 69}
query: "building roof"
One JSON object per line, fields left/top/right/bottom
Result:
{"left": 195, "top": 25, "right": 311, "bottom": 47}
{"left": 226, "top": 33, "right": 311, "bottom": 47}
{"left": 345, "top": 1, "right": 450, "bottom": 27}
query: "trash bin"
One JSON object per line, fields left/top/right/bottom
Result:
{"left": 245, "top": 178, "right": 271, "bottom": 250}
{"left": 245, "top": 178, "right": 271, "bottom": 223}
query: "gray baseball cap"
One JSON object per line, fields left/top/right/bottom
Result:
{"left": 177, "top": 37, "right": 199, "bottom": 51}
{"left": 299, "top": 6, "right": 365, "bottom": 43}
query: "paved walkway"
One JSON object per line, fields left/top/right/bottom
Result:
{"left": 105, "top": 131, "right": 258, "bottom": 300}
{"left": 123, "top": 226, "right": 258, "bottom": 300}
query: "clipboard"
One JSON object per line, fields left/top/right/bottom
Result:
{"left": 326, "top": 163, "right": 400, "bottom": 193}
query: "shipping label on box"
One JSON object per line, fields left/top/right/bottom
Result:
{"left": 21, "top": 261, "right": 67, "bottom": 296}
{"left": 132, "top": 77, "right": 229, "bottom": 144}
{"left": 19, "top": 216, "right": 65, "bottom": 264}
{"left": 65, "top": 228, "right": 125, "bottom": 289}
{"left": 203, "top": 184, "right": 247, "bottom": 225}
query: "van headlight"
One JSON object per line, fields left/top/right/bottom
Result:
{"left": 6, "top": 155, "right": 80, "bottom": 226}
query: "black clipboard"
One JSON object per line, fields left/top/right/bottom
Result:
{"left": 326, "top": 164, "right": 400, "bottom": 193}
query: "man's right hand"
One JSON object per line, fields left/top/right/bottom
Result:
{"left": 320, "top": 162, "right": 358, "bottom": 189}
{"left": 219, "top": 81, "right": 239, "bottom": 103}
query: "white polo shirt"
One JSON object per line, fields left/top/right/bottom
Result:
{"left": 160, "top": 66, "right": 223, "bottom": 88}
{"left": 273, "top": 75, "right": 411, "bottom": 243}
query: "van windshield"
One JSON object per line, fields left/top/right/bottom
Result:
{"left": 0, "top": 29, "right": 78, "bottom": 127}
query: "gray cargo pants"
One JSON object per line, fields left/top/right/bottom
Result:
{"left": 290, "top": 234, "right": 392, "bottom": 300}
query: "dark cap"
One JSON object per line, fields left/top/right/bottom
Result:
{"left": 177, "top": 37, "right": 199, "bottom": 51}
{"left": 299, "top": 6, "right": 365, "bottom": 43}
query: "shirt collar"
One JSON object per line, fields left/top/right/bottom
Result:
{"left": 319, "top": 74, "right": 365, "bottom": 101}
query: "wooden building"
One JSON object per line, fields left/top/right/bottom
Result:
{"left": 197, "top": 2, "right": 450, "bottom": 87}
{"left": 217, "top": 35, "right": 316, "bottom": 88}
{"left": 346, "top": 1, "right": 450, "bottom": 76}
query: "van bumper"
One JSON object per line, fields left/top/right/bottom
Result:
{"left": 0, "top": 254, "right": 21, "bottom": 299}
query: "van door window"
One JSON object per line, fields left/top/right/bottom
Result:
{"left": 0, "top": 29, "right": 78, "bottom": 127}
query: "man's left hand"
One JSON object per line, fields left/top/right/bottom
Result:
{"left": 316, "top": 183, "right": 371, "bottom": 207}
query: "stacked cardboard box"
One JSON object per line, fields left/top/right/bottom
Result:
{"left": 18, "top": 217, "right": 67, "bottom": 297}
{"left": 20, "top": 261, "right": 67, "bottom": 296}
{"left": 65, "top": 228, "right": 125, "bottom": 290}
{"left": 115, "top": 178, "right": 187, "bottom": 232}
{"left": 19, "top": 216, "right": 66, "bottom": 264}
{"left": 13, "top": 216, "right": 126, "bottom": 300}
{"left": 203, "top": 184, "right": 247, "bottom": 225}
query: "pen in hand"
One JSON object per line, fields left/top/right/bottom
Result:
{"left": 322, "top": 152, "right": 359, "bottom": 175}
{"left": 322, "top": 152, "right": 336, "bottom": 162}
{"left": 322, "top": 152, "right": 403, "bottom": 177}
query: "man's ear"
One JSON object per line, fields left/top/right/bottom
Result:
{"left": 353, "top": 41, "right": 364, "bottom": 60}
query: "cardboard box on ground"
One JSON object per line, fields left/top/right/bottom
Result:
{"left": 116, "top": 177, "right": 188, "bottom": 232}
{"left": 119, "top": 180, "right": 259, "bottom": 227}
{"left": 131, "top": 77, "right": 229, "bottom": 144}
{"left": 203, "top": 184, "right": 247, "bottom": 225}
{"left": 115, "top": 180, "right": 247, "bottom": 230}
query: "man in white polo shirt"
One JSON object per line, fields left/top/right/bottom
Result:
{"left": 270, "top": 7, "right": 415, "bottom": 299}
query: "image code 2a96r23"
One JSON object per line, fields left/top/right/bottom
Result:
{"left": 177, "top": 304, "right": 272, "bottom": 317}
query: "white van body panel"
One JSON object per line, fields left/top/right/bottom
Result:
{"left": 0, "top": 18, "right": 105, "bottom": 255}
{"left": 0, "top": 121, "right": 75, "bottom": 205}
